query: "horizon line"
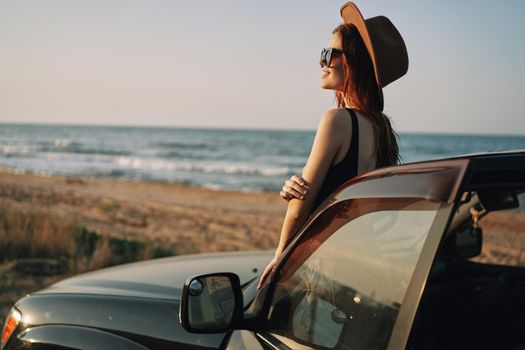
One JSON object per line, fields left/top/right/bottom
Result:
{"left": 0, "top": 120, "right": 524, "bottom": 137}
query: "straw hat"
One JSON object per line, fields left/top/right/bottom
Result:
{"left": 340, "top": 2, "right": 408, "bottom": 110}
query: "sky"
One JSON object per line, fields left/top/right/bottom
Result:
{"left": 0, "top": 0, "right": 524, "bottom": 135}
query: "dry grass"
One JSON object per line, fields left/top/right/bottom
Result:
{"left": 0, "top": 204, "right": 76, "bottom": 262}
{"left": 87, "top": 235, "right": 111, "bottom": 270}
{"left": 0, "top": 202, "right": 175, "bottom": 266}
{"left": 0, "top": 203, "right": 175, "bottom": 321}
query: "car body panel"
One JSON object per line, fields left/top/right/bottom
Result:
{"left": 7, "top": 251, "right": 272, "bottom": 350}
{"left": 37, "top": 251, "right": 273, "bottom": 300}
{"left": 466, "top": 153, "right": 525, "bottom": 190}
{"left": 14, "top": 294, "right": 221, "bottom": 349}
{"left": 18, "top": 325, "right": 149, "bottom": 350}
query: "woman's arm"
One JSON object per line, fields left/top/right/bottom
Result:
{"left": 275, "top": 109, "right": 348, "bottom": 254}
{"left": 258, "top": 108, "right": 350, "bottom": 288}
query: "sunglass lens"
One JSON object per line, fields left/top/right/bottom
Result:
{"left": 320, "top": 48, "right": 331, "bottom": 67}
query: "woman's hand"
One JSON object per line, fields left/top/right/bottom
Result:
{"left": 257, "top": 256, "right": 279, "bottom": 290}
{"left": 280, "top": 175, "right": 310, "bottom": 201}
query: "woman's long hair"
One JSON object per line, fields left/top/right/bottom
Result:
{"left": 333, "top": 24, "right": 400, "bottom": 167}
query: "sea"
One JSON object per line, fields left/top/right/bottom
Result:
{"left": 1, "top": 123, "right": 524, "bottom": 192}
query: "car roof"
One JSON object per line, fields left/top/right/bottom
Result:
{"left": 401, "top": 149, "right": 525, "bottom": 167}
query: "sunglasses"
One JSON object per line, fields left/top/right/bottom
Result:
{"left": 320, "top": 48, "right": 342, "bottom": 68}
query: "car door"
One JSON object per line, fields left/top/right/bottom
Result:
{"left": 225, "top": 159, "right": 469, "bottom": 350}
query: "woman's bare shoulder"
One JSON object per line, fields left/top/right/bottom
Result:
{"left": 319, "top": 108, "right": 351, "bottom": 127}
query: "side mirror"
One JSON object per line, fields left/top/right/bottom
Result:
{"left": 179, "top": 273, "right": 244, "bottom": 333}
{"left": 456, "top": 226, "right": 482, "bottom": 259}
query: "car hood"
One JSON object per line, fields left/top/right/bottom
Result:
{"left": 37, "top": 250, "right": 272, "bottom": 300}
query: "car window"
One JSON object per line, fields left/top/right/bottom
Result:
{"left": 408, "top": 189, "right": 525, "bottom": 350}
{"left": 473, "top": 191, "right": 525, "bottom": 266}
{"left": 265, "top": 197, "right": 442, "bottom": 350}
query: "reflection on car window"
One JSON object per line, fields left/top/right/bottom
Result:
{"left": 266, "top": 198, "right": 441, "bottom": 350}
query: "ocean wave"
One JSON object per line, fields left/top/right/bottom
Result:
{"left": 260, "top": 167, "right": 293, "bottom": 176}
{"left": 153, "top": 141, "right": 212, "bottom": 150}
{"left": 198, "top": 182, "right": 274, "bottom": 193}
{"left": 115, "top": 157, "right": 178, "bottom": 170}
{"left": 155, "top": 150, "right": 209, "bottom": 160}
{"left": 66, "top": 148, "right": 132, "bottom": 156}
{"left": 201, "top": 183, "right": 270, "bottom": 192}
{"left": 0, "top": 166, "right": 28, "bottom": 174}
{"left": 53, "top": 139, "right": 72, "bottom": 148}
{"left": 113, "top": 156, "right": 293, "bottom": 177}
{"left": 0, "top": 145, "right": 36, "bottom": 156}
{"left": 38, "top": 141, "right": 132, "bottom": 156}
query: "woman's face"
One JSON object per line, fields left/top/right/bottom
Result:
{"left": 320, "top": 32, "right": 345, "bottom": 91}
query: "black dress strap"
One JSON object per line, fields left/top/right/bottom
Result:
{"left": 346, "top": 108, "right": 359, "bottom": 174}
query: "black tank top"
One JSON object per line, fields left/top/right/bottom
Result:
{"left": 314, "top": 108, "right": 359, "bottom": 207}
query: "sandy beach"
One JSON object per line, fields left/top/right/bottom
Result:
{"left": 0, "top": 170, "right": 286, "bottom": 253}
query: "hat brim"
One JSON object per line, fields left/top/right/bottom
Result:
{"left": 340, "top": 2, "right": 384, "bottom": 110}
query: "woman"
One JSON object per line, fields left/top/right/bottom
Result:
{"left": 258, "top": 2, "right": 408, "bottom": 289}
